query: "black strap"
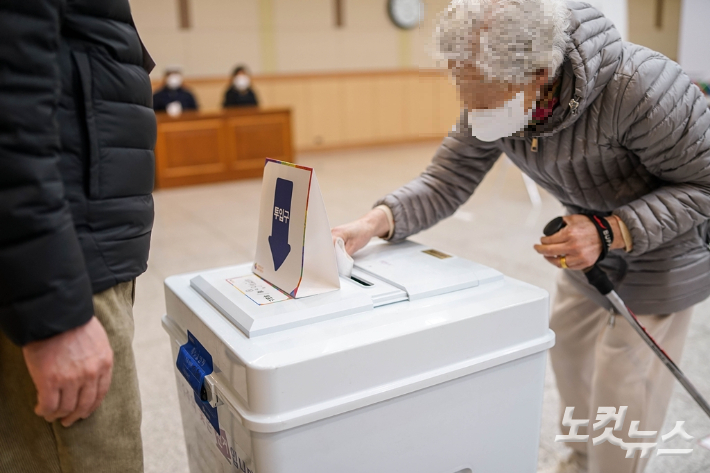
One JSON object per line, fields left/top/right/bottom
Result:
{"left": 583, "top": 214, "right": 613, "bottom": 263}
{"left": 584, "top": 266, "right": 615, "bottom": 295}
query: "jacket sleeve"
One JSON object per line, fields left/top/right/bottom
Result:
{"left": 614, "top": 55, "right": 710, "bottom": 256}
{"left": 375, "top": 119, "right": 502, "bottom": 241}
{"left": 0, "top": 0, "right": 94, "bottom": 346}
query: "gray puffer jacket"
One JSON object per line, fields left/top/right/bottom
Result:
{"left": 376, "top": 1, "right": 710, "bottom": 315}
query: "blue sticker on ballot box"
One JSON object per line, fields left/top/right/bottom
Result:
{"left": 176, "top": 331, "right": 219, "bottom": 432}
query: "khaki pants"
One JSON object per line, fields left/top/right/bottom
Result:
{"left": 550, "top": 273, "right": 693, "bottom": 473}
{"left": 0, "top": 280, "right": 144, "bottom": 473}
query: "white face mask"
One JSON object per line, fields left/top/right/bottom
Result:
{"left": 234, "top": 74, "right": 250, "bottom": 91}
{"left": 166, "top": 74, "right": 183, "bottom": 90}
{"left": 467, "top": 91, "right": 533, "bottom": 142}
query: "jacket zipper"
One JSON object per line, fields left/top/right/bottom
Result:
{"left": 569, "top": 95, "right": 581, "bottom": 114}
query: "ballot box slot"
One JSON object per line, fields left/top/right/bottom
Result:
{"left": 345, "top": 268, "right": 408, "bottom": 307}
{"left": 349, "top": 275, "right": 373, "bottom": 287}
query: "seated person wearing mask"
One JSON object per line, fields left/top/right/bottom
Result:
{"left": 223, "top": 65, "right": 258, "bottom": 108}
{"left": 153, "top": 67, "right": 198, "bottom": 115}
{"left": 332, "top": 2, "right": 710, "bottom": 473}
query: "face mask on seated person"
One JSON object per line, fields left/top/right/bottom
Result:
{"left": 166, "top": 74, "right": 183, "bottom": 90}
{"left": 234, "top": 74, "right": 251, "bottom": 91}
{"left": 467, "top": 91, "right": 533, "bottom": 142}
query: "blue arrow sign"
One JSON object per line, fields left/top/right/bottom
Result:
{"left": 268, "top": 178, "right": 293, "bottom": 271}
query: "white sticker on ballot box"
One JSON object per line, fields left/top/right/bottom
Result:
{"left": 227, "top": 274, "right": 291, "bottom": 305}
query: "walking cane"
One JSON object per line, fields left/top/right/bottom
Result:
{"left": 544, "top": 216, "right": 710, "bottom": 420}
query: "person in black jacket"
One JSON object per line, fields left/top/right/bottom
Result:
{"left": 223, "top": 65, "right": 259, "bottom": 108}
{"left": 0, "top": 1, "right": 155, "bottom": 471}
{"left": 153, "top": 66, "right": 198, "bottom": 115}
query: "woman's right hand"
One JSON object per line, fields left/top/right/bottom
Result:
{"left": 332, "top": 208, "right": 390, "bottom": 256}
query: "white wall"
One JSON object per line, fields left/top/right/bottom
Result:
{"left": 131, "top": 0, "right": 649, "bottom": 79}
{"left": 130, "top": 0, "right": 451, "bottom": 78}
{"left": 678, "top": 0, "right": 710, "bottom": 80}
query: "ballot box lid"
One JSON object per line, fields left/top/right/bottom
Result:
{"left": 353, "top": 240, "right": 503, "bottom": 300}
{"left": 163, "top": 240, "right": 552, "bottom": 433}
{"left": 189, "top": 266, "right": 374, "bottom": 338}
{"left": 189, "top": 241, "right": 503, "bottom": 338}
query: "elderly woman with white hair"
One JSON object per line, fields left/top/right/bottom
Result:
{"left": 332, "top": 1, "right": 710, "bottom": 472}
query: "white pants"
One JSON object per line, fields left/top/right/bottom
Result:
{"left": 550, "top": 272, "right": 693, "bottom": 473}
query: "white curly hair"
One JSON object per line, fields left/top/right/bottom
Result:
{"left": 436, "top": 0, "right": 571, "bottom": 84}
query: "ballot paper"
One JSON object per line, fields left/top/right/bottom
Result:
{"left": 334, "top": 237, "right": 354, "bottom": 278}
{"left": 253, "top": 159, "right": 340, "bottom": 298}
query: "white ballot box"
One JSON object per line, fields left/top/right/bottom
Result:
{"left": 162, "top": 241, "right": 554, "bottom": 473}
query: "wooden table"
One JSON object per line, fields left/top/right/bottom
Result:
{"left": 154, "top": 108, "right": 293, "bottom": 188}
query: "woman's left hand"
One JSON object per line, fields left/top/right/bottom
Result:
{"left": 533, "top": 214, "right": 623, "bottom": 270}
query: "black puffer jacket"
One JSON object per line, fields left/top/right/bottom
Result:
{"left": 0, "top": 0, "right": 156, "bottom": 345}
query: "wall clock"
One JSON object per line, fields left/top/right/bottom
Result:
{"left": 388, "top": 0, "right": 423, "bottom": 30}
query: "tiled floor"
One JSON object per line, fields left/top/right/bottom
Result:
{"left": 134, "top": 142, "right": 710, "bottom": 472}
